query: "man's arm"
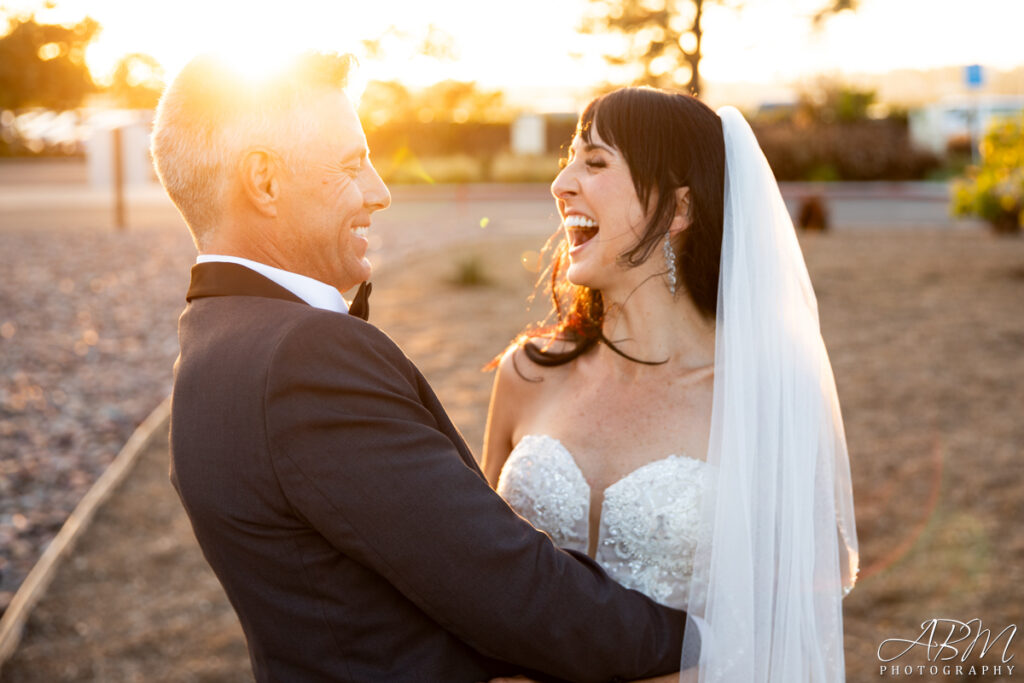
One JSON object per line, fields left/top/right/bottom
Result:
{"left": 265, "top": 315, "right": 685, "bottom": 682}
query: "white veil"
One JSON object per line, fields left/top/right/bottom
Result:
{"left": 679, "top": 106, "right": 859, "bottom": 682}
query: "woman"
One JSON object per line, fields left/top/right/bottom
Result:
{"left": 482, "top": 87, "right": 859, "bottom": 682}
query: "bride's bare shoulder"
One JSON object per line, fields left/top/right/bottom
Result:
{"left": 493, "top": 334, "right": 576, "bottom": 395}
{"left": 485, "top": 334, "right": 583, "bottom": 482}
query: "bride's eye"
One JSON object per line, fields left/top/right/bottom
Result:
{"left": 585, "top": 159, "right": 606, "bottom": 169}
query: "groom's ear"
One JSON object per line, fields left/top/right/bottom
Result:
{"left": 669, "top": 186, "right": 692, "bottom": 235}
{"left": 239, "top": 148, "right": 280, "bottom": 218}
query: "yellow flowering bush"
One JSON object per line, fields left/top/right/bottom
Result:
{"left": 952, "top": 116, "right": 1024, "bottom": 234}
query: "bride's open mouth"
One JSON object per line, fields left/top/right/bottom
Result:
{"left": 564, "top": 214, "right": 599, "bottom": 251}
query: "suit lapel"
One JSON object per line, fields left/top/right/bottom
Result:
{"left": 186, "top": 262, "right": 307, "bottom": 305}
{"left": 187, "top": 263, "right": 478, "bottom": 471}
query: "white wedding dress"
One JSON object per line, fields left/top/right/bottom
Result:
{"left": 496, "top": 434, "right": 709, "bottom": 610}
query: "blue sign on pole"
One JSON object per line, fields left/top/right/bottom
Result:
{"left": 965, "top": 64, "right": 984, "bottom": 89}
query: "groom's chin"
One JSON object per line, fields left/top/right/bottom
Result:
{"left": 356, "top": 259, "right": 373, "bottom": 285}
{"left": 340, "top": 260, "right": 372, "bottom": 290}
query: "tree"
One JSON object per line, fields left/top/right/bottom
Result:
{"left": 579, "top": 0, "right": 858, "bottom": 97}
{"left": 360, "top": 23, "right": 459, "bottom": 63}
{"left": 415, "top": 80, "right": 510, "bottom": 123}
{"left": 358, "top": 79, "right": 413, "bottom": 128}
{"left": 0, "top": 13, "right": 99, "bottom": 110}
{"left": 357, "top": 24, "right": 510, "bottom": 128}
{"left": 359, "top": 79, "right": 511, "bottom": 128}
{"left": 108, "top": 52, "right": 165, "bottom": 109}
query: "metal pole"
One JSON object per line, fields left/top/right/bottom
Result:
{"left": 112, "top": 126, "right": 126, "bottom": 231}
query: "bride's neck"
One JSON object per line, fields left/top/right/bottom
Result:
{"left": 598, "top": 280, "right": 716, "bottom": 373}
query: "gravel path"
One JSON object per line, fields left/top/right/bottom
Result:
{"left": 0, "top": 224, "right": 196, "bottom": 611}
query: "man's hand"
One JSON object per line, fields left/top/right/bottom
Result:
{"left": 487, "top": 670, "right": 698, "bottom": 683}
{"left": 635, "top": 669, "right": 699, "bottom": 683}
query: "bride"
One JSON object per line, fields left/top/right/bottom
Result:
{"left": 483, "top": 87, "right": 859, "bottom": 682}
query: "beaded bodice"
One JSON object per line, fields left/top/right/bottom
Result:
{"left": 496, "top": 434, "right": 709, "bottom": 610}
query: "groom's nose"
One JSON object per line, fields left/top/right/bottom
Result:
{"left": 362, "top": 162, "right": 391, "bottom": 212}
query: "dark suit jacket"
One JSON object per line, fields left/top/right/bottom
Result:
{"left": 170, "top": 262, "right": 686, "bottom": 682}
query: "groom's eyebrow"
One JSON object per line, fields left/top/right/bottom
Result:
{"left": 339, "top": 143, "right": 368, "bottom": 164}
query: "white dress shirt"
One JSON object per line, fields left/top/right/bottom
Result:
{"left": 196, "top": 255, "right": 349, "bottom": 314}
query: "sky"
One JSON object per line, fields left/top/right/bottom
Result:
{"left": 5, "top": 0, "right": 1024, "bottom": 108}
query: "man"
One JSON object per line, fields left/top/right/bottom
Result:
{"left": 152, "top": 52, "right": 687, "bottom": 682}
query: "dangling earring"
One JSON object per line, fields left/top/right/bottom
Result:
{"left": 663, "top": 233, "right": 677, "bottom": 296}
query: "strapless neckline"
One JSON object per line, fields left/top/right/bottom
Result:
{"left": 497, "top": 433, "right": 709, "bottom": 609}
{"left": 517, "top": 433, "right": 705, "bottom": 496}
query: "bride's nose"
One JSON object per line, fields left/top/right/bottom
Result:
{"left": 551, "top": 164, "right": 577, "bottom": 201}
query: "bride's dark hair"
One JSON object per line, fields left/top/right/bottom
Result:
{"left": 516, "top": 86, "right": 726, "bottom": 368}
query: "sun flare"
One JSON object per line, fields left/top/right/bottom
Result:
{"left": 6, "top": 0, "right": 1023, "bottom": 111}
{"left": 206, "top": 43, "right": 300, "bottom": 85}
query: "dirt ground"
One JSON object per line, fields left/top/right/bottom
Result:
{"left": 3, "top": 229, "right": 1023, "bottom": 682}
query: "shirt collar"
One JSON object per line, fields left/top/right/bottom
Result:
{"left": 195, "top": 255, "right": 349, "bottom": 314}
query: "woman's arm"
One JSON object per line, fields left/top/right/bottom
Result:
{"left": 482, "top": 345, "right": 522, "bottom": 487}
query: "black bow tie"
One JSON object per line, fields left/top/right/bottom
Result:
{"left": 349, "top": 281, "right": 372, "bottom": 321}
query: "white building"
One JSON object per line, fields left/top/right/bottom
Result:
{"left": 909, "top": 95, "right": 1024, "bottom": 155}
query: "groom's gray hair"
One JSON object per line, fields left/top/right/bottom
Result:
{"left": 150, "top": 52, "right": 355, "bottom": 249}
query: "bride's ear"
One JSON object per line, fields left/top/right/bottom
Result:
{"left": 669, "top": 186, "right": 692, "bottom": 236}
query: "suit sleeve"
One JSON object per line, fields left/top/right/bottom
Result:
{"left": 263, "top": 315, "right": 686, "bottom": 682}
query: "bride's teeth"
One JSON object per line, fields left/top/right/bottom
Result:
{"left": 564, "top": 215, "right": 597, "bottom": 229}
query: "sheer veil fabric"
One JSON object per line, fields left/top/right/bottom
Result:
{"left": 680, "top": 107, "right": 859, "bottom": 682}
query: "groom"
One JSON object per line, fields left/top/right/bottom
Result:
{"left": 152, "top": 52, "right": 688, "bottom": 682}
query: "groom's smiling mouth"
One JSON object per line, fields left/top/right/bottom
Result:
{"left": 564, "top": 214, "right": 599, "bottom": 248}
{"left": 352, "top": 225, "right": 369, "bottom": 238}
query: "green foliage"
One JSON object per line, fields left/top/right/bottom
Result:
{"left": 0, "top": 13, "right": 99, "bottom": 110}
{"left": 952, "top": 116, "right": 1024, "bottom": 234}
{"left": 797, "top": 81, "right": 878, "bottom": 124}
{"left": 806, "top": 163, "right": 840, "bottom": 182}
{"left": 108, "top": 52, "right": 164, "bottom": 109}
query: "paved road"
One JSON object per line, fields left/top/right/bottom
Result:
{"left": 0, "top": 161, "right": 987, "bottom": 265}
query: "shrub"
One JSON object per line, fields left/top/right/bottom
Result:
{"left": 951, "top": 116, "right": 1024, "bottom": 234}
{"left": 752, "top": 119, "right": 940, "bottom": 181}
{"left": 448, "top": 253, "right": 492, "bottom": 287}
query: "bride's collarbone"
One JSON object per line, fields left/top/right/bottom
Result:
{"left": 511, "top": 341, "right": 712, "bottom": 446}
{"left": 513, "top": 371, "right": 712, "bottom": 483}
{"left": 534, "top": 371, "right": 708, "bottom": 427}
